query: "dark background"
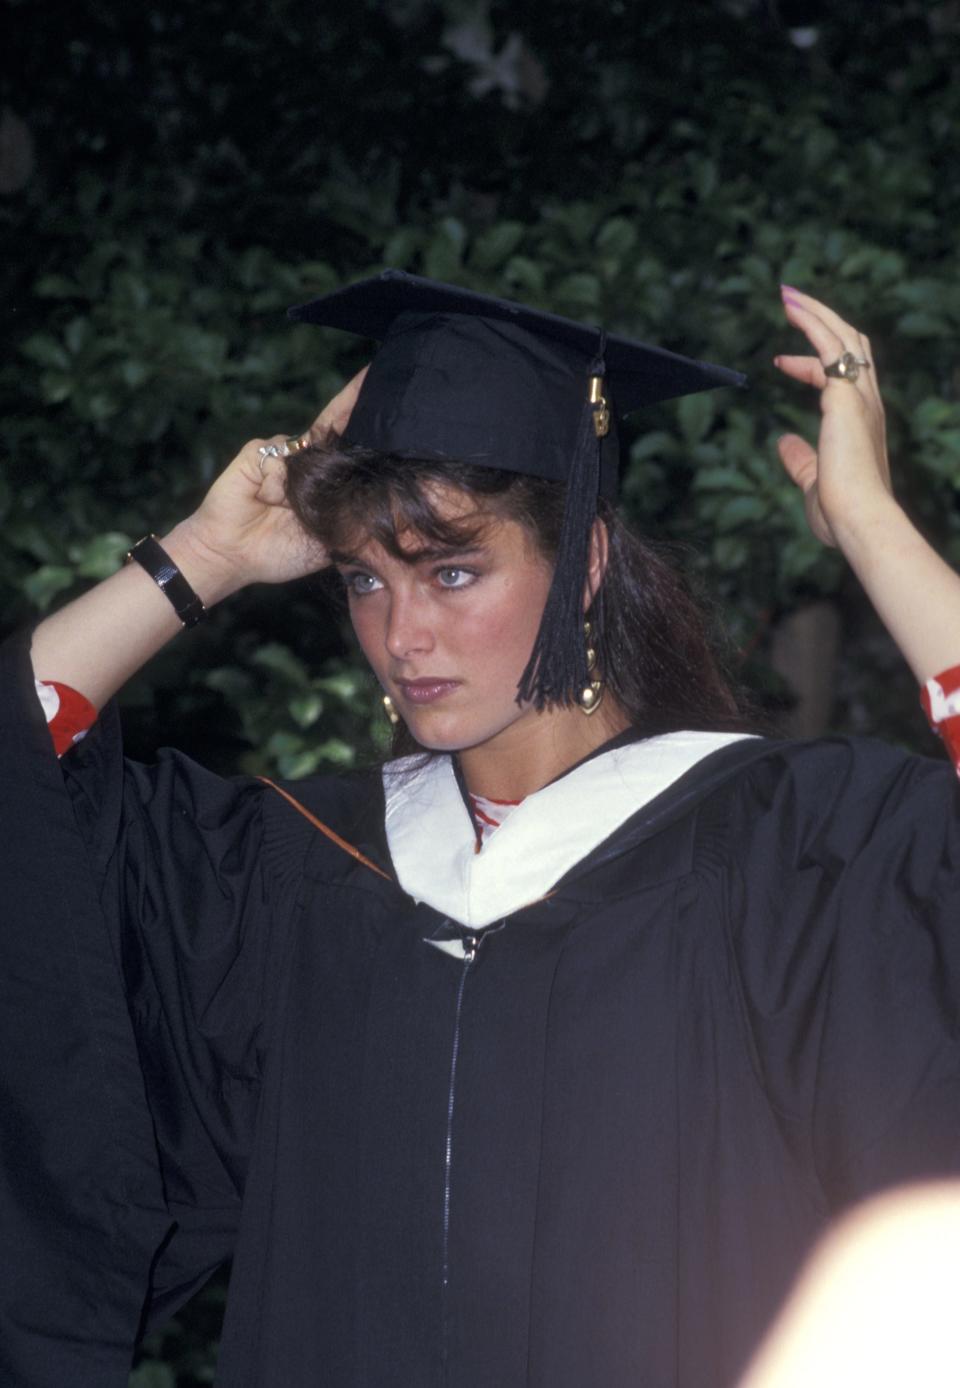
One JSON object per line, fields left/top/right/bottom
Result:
{"left": 4, "top": 1, "right": 960, "bottom": 1379}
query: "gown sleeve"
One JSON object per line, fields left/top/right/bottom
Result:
{"left": 0, "top": 633, "right": 302, "bottom": 1386}
{"left": 724, "top": 738, "right": 960, "bottom": 1212}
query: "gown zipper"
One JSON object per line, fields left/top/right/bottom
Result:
{"left": 441, "top": 933, "right": 478, "bottom": 1303}
{"left": 434, "top": 918, "right": 506, "bottom": 1378}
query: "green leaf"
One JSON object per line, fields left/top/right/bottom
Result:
{"left": 692, "top": 467, "right": 756, "bottom": 493}
{"left": 503, "top": 255, "right": 545, "bottom": 299}
{"left": 203, "top": 667, "right": 256, "bottom": 701}
{"left": 691, "top": 157, "right": 718, "bottom": 203}
{"left": 629, "top": 430, "right": 678, "bottom": 464}
{"left": 595, "top": 216, "right": 637, "bottom": 262}
{"left": 689, "top": 442, "right": 723, "bottom": 468}
{"left": 676, "top": 392, "right": 716, "bottom": 446}
{"left": 897, "top": 310, "right": 949, "bottom": 337}
{"left": 34, "top": 273, "right": 82, "bottom": 299}
{"left": 803, "top": 125, "right": 839, "bottom": 170}
{"left": 277, "top": 747, "right": 322, "bottom": 779}
{"left": 21, "top": 565, "right": 75, "bottom": 610}
{"left": 21, "top": 334, "right": 70, "bottom": 371}
{"left": 712, "top": 535, "right": 749, "bottom": 570}
{"left": 779, "top": 533, "right": 824, "bottom": 580}
{"left": 423, "top": 218, "right": 467, "bottom": 281}
{"left": 70, "top": 531, "right": 133, "bottom": 579}
{"left": 39, "top": 372, "right": 74, "bottom": 404}
{"left": 382, "top": 226, "right": 422, "bottom": 268}
{"left": 554, "top": 272, "right": 601, "bottom": 312}
{"left": 120, "top": 360, "right": 151, "bottom": 389}
{"left": 316, "top": 672, "right": 363, "bottom": 701}
{"left": 288, "top": 692, "right": 324, "bottom": 728}
{"left": 263, "top": 730, "right": 305, "bottom": 759}
{"left": 470, "top": 221, "right": 526, "bottom": 272}
{"left": 912, "top": 397, "right": 958, "bottom": 432}
{"left": 83, "top": 391, "right": 121, "bottom": 423}
{"left": 65, "top": 317, "right": 91, "bottom": 355}
{"left": 714, "top": 494, "right": 768, "bottom": 528}
{"left": 314, "top": 737, "right": 356, "bottom": 767}
{"left": 251, "top": 643, "right": 310, "bottom": 685}
{"left": 7, "top": 522, "right": 63, "bottom": 564}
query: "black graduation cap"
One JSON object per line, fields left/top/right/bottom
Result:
{"left": 288, "top": 269, "right": 745, "bottom": 710}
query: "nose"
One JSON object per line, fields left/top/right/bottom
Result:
{"left": 384, "top": 590, "right": 435, "bottom": 661}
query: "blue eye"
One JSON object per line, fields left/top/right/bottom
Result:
{"left": 436, "top": 567, "right": 476, "bottom": 589}
{"left": 343, "top": 571, "right": 382, "bottom": 596}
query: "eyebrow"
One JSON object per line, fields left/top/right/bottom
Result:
{"left": 330, "top": 543, "right": 487, "bottom": 567}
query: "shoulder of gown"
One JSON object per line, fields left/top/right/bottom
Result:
{"left": 0, "top": 630, "right": 380, "bottom": 1376}
{"left": 688, "top": 734, "right": 960, "bottom": 1209}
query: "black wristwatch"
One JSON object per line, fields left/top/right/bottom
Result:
{"left": 126, "top": 535, "right": 206, "bottom": 628}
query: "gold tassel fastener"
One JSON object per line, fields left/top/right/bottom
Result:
{"left": 589, "top": 374, "right": 610, "bottom": 439}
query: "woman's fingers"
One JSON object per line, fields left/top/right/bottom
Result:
{"left": 779, "top": 287, "right": 878, "bottom": 399}
{"left": 780, "top": 293, "right": 849, "bottom": 366}
{"left": 773, "top": 354, "right": 827, "bottom": 389}
{"left": 252, "top": 436, "right": 293, "bottom": 505}
{"left": 252, "top": 367, "right": 370, "bottom": 481}
{"left": 777, "top": 432, "right": 836, "bottom": 547}
{"left": 780, "top": 285, "right": 862, "bottom": 348}
{"left": 307, "top": 365, "right": 369, "bottom": 442}
{"left": 779, "top": 289, "right": 882, "bottom": 426}
{"left": 775, "top": 287, "right": 892, "bottom": 552}
{"left": 247, "top": 359, "right": 372, "bottom": 510}
{"left": 777, "top": 432, "right": 818, "bottom": 490}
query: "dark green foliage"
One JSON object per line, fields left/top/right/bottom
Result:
{"left": 4, "top": 1, "right": 960, "bottom": 1379}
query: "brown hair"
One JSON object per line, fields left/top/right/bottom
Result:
{"left": 285, "top": 439, "right": 758, "bottom": 755}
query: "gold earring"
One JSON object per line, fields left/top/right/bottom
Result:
{"left": 578, "top": 620, "right": 604, "bottom": 715}
{"left": 382, "top": 694, "right": 400, "bottom": 726}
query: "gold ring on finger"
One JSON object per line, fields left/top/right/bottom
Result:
{"left": 282, "top": 432, "right": 311, "bottom": 456}
{"left": 823, "top": 351, "right": 871, "bottom": 384}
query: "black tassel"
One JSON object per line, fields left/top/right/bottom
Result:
{"left": 518, "top": 352, "right": 605, "bottom": 709}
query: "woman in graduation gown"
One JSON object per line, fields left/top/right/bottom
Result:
{"left": 3, "top": 277, "right": 960, "bottom": 1388}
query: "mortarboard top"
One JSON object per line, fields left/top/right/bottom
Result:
{"left": 288, "top": 269, "right": 746, "bottom": 500}
{"left": 288, "top": 269, "right": 746, "bottom": 709}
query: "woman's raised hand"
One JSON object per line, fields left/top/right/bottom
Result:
{"left": 30, "top": 368, "right": 368, "bottom": 705}
{"left": 774, "top": 288, "right": 891, "bottom": 548}
{"left": 772, "top": 288, "right": 960, "bottom": 687}
{"left": 178, "top": 367, "right": 369, "bottom": 595}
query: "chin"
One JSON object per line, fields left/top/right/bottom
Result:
{"left": 401, "top": 722, "right": 477, "bottom": 754}
{"left": 400, "top": 708, "right": 514, "bottom": 755}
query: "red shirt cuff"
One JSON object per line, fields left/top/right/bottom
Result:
{"left": 36, "top": 680, "right": 99, "bottom": 757}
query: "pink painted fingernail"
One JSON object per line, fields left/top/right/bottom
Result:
{"left": 780, "top": 283, "right": 802, "bottom": 295}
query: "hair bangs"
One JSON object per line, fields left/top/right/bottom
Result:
{"left": 287, "top": 440, "right": 547, "bottom": 565}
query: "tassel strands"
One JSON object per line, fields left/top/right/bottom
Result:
{"left": 517, "top": 345, "right": 608, "bottom": 710}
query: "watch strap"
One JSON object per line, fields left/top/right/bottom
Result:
{"left": 126, "top": 535, "right": 206, "bottom": 628}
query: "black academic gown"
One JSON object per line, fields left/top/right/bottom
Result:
{"left": 3, "top": 631, "right": 960, "bottom": 1388}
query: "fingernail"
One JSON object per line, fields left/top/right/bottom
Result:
{"left": 780, "top": 283, "right": 801, "bottom": 295}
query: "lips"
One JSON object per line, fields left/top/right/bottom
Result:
{"left": 395, "top": 679, "right": 461, "bottom": 705}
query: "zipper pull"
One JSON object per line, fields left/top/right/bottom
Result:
{"left": 463, "top": 918, "right": 506, "bottom": 962}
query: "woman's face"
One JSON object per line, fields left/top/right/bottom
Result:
{"left": 334, "top": 487, "right": 554, "bottom": 755}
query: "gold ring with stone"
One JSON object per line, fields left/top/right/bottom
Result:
{"left": 823, "top": 351, "right": 871, "bottom": 384}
